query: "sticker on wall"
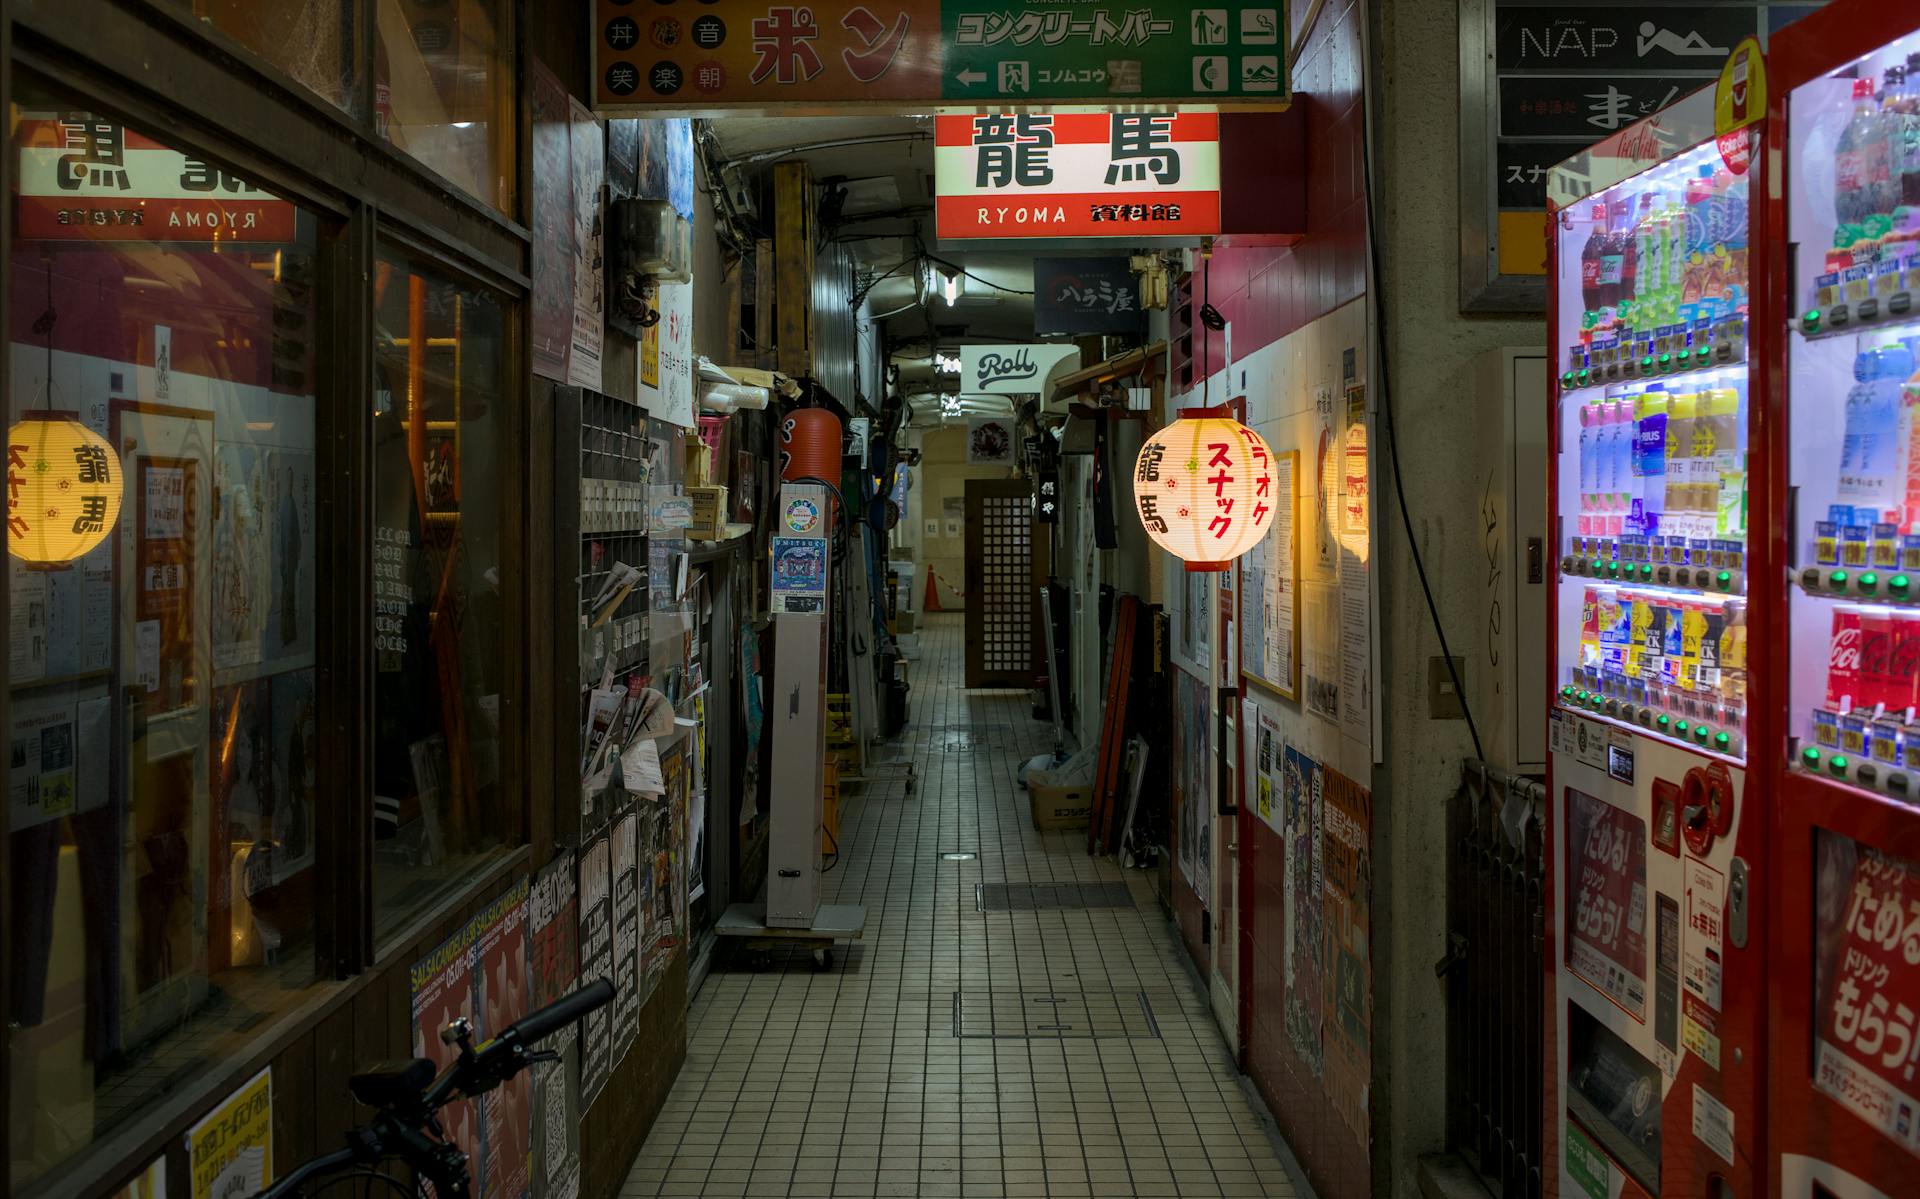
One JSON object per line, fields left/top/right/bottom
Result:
{"left": 185, "top": 1067, "right": 271, "bottom": 1199}
{"left": 966, "top": 417, "right": 1016, "bottom": 464}
{"left": 783, "top": 496, "right": 821, "bottom": 533}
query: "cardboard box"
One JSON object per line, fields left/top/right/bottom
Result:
{"left": 688, "top": 485, "right": 728, "bottom": 539}
{"left": 1028, "top": 782, "right": 1092, "bottom": 832}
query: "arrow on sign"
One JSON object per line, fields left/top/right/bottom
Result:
{"left": 956, "top": 68, "right": 986, "bottom": 86}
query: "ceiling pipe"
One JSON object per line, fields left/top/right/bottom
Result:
{"left": 722, "top": 132, "right": 932, "bottom": 169}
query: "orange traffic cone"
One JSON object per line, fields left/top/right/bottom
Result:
{"left": 924, "top": 566, "right": 941, "bottom": 612}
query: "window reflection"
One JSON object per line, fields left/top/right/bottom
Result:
{"left": 376, "top": 0, "right": 512, "bottom": 212}
{"left": 170, "top": 0, "right": 364, "bottom": 116}
{"left": 7, "top": 88, "right": 320, "bottom": 1188}
{"left": 370, "top": 254, "right": 507, "bottom": 938}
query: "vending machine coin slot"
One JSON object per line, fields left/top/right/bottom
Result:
{"left": 1727, "top": 858, "right": 1748, "bottom": 950}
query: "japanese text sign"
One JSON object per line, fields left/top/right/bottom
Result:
{"left": 1813, "top": 835, "right": 1920, "bottom": 1159}
{"left": 1564, "top": 787, "right": 1648, "bottom": 1020}
{"left": 592, "top": 2, "right": 1289, "bottom": 110}
{"left": 185, "top": 1067, "right": 272, "bottom": 1199}
{"left": 16, "top": 115, "right": 295, "bottom": 242}
{"left": 1033, "top": 256, "right": 1145, "bottom": 334}
{"left": 936, "top": 112, "right": 1218, "bottom": 240}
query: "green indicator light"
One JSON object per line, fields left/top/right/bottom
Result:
{"left": 1895, "top": 574, "right": 1911, "bottom": 594}
{"left": 1640, "top": 562, "right": 1655, "bottom": 577}
{"left": 1830, "top": 754, "right": 1850, "bottom": 776}
{"left": 1607, "top": 560, "right": 1622, "bottom": 576}
{"left": 1716, "top": 570, "right": 1733, "bottom": 589}
{"left": 1659, "top": 353, "right": 1673, "bottom": 364}
{"left": 1804, "top": 746, "right": 1823, "bottom": 765}
{"left": 1694, "top": 725, "right": 1710, "bottom": 742}
{"left": 1862, "top": 572, "right": 1880, "bottom": 592}
{"left": 1715, "top": 731, "right": 1731, "bottom": 749}
{"left": 1804, "top": 310, "right": 1822, "bottom": 327}
{"left": 1675, "top": 720, "right": 1691, "bottom": 734}
{"left": 1657, "top": 715, "right": 1672, "bottom": 728}
{"left": 1831, "top": 570, "right": 1850, "bottom": 589}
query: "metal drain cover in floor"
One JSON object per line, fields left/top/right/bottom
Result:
{"left": 975, "top": 881, "right": 1135, "bottom": 912}
{"left": 951, "top": 991, "right": 1161, "bottom": 1039}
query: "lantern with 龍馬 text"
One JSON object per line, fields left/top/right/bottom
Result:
{"left": 7, "top": 415, "right": 123, "bottom": 565}
{"left": 1132, "top": 406, "right": 1275, "bottom": 572}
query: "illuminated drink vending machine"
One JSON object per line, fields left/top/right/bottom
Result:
{"left": 1546, "top": 79, "right": 1772, "bottom": 1199}
{"left": 1766, "top": 6, "right": 1920, "bottom": 1197}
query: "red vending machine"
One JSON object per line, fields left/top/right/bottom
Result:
{"left": 1546, "top": 84, "right": 1773, "bottom": 1198}
{"left": 1766, "top": 7, "right": 1920, "bottom": 1197}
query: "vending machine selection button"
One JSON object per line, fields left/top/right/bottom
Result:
{"left": 1802, "top": 567, "right": 1824, "bottom": 590}
{"left": 1829, "top": 754, "right": 1850, "bottom": 777}
{"left": 1657, "top": 714, "right": 1673, "bottom": 730}
{"left": 1859, "top": 572, "right": 1879, "bottom": 594}
{"left": 1891, "top": 292, "right": 1912, "bottom": 317}
{"left": 1802, "top": 745, "right": 1823, "bottom": 768}
{"left": 1830, "top": 570, "right": 1850, "bottom": 590}
{"left": 1892, "top": 574, "right": 1910, "bottom": 596}
{"left": 1858, "top": 298, "right": 1881, "bottom": 322}
{"left": 1802, "top": 309, "right": 1822, "bottom": 333}
{"left": 1716, "top": 570, "right": 1735, "bottom": 591}
{"left": 1714, "top": 730, "right": 1732, "bottom": 751}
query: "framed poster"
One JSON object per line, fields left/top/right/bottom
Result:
{"left": 1241, "top": 450, "right": 1299, "bottom": 699}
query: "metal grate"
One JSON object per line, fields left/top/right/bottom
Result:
{"left": 951, "top": 990, "right": 1161, "bottom": 1039}
{"left": 975, "top": 881, "right": 1135, "bottom": 912}
{"left": 1443, "top": 760, "right": 1545, "bottom": 1199}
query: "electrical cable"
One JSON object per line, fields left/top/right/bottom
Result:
{"left": 922, "top": 251, "right": 1035, "bottom": 295}
{"left": 1357, "top": 67, "right": 1485, "bottom": 763}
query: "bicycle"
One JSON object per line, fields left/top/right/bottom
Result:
{"left": 255, "top": 978, "right": 614, "bottom": 1197}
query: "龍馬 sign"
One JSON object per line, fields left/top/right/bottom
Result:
{"left": 935, "top": 112, "right": 1220, "bottom": 240}
{"left": 16, "top": 115, "right": 295, "bottom": 243}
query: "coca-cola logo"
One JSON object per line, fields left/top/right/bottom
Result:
{"left": 1860, "top": 629, "right": 1920, "bottom": 682}
{"left": 1831, "top": 626, "right": 1861, "bottom": 672}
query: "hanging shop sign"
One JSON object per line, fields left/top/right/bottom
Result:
{"left": 15, "top": 115, "right": 296, "bottom": 242}
{"left": 959, "top": 343, "right": 1081, "bottom": 395}
{"left": 1134, "top": 407, "right": 1278, "bottom": 571}
{"left": 1033, "top": 256, "right": 1145, "bottom": 335}
{"left": 934, "top": 112, "right": 1219, "bottom": 240}
{"left": 592, "top": 1, "right": 1288, "bottom": 111}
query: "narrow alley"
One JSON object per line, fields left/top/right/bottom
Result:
{"left": 623, "top": 617, "right": 1298, "bottom": 1199}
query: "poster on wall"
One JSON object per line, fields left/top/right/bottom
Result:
{"left": 1320, "top": 767, "right": 1373, "bottom": 1144}
{"left": 610, "top": 808, "right": 640, "bottom": 1063}
{"left": 184, "top": 1066, "right": 271, "bottom": 1199}
{"left": 1282, "top": 742, "right": 1324, "bottom": 1077}
{"left": 529, "top": 854, "right": 582, "bottom": 1199}
{"left": 476, "top": 886, "right": 531, "bottom": 1199}
{"left": 576, "top": 827, "right": 613, "bottom": 1107}
{"left": 408, "top": 879, "right": 530, "bottom": 1199}
{"left": 640, "top": 281, "right": 696, "bottom": 428}
{"left": 1303, "top": 581, "right": 1339, "bottom": 722}
{"left": 211, "top": 445, "right": 315, "bottom": 672}
{"left": 531, "top": 62, "right": 576, "bottom": 383}
{"left": 567, "top": 97, "right": 605, "bottom": 394}
{"left": 1255, "top": 708, "right": 1283, "bottom": 837}
{"left": 1176, "top": 667, "right": 1211, "bottom": 900}
{"left": 1241, "top": 450, "right": 1298, "bottom": 698}
{"left": 1811, "top": 831, "right": 1920, "bottom": 1159}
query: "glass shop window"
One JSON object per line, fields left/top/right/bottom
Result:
{"left": 6, "top": 84, "right": 321, "bottom": 1188}
{"left": 166, "top": 0, "right": 365, "bottom": 116}
{"left": 376, "top": 0, "right": 513, "bottom": 213}
{"left": 369, "top": 252, "right": 508, "bottom": 941}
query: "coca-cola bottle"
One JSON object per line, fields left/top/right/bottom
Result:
{"left": 1827, "top": 604, "right": 1865, "bottom": 711}
{"left": 1582, "top": 204, "right": 1610, "bottom": 325}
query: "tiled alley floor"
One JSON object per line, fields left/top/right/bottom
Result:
{"left": 623, "top": 615, "right": 1301, "bottom": 1199}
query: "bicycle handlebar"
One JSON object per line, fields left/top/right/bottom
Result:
{"left": 254, "top": 978, "right": 614, "bottom": 1197}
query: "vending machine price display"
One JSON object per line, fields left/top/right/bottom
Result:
{"left": 1787, "top": 26, "right": 1920, "bottom": 799}
{"left": 1555, "top": 133, "right": 1753, "bottom": 761}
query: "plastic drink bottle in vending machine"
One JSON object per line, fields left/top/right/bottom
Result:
{"left": 1837, "top": 78, "right": 1899, "bottom": 224}
{"left": 1829, "top": 605, "right": 1866, "bottom": 712}
{"left": 1632, "top": 391, "right": 1669, "bottom": 536}
{"left": 1580, "top": 403, "right": 1600, "bottom": 535}
{"left": 1582, "top": 204, "right": 1611, "bottom": 327}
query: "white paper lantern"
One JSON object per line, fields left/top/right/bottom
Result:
{"left": 1132, "top": 407, "right": 1276, "bottom": 571}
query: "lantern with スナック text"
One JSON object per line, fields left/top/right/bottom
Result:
{"left": 7, "top": 416, "right": 123, "bottom": 565}
{"left": 1132, "top": 407, "right": 1275, "bottom": 572}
